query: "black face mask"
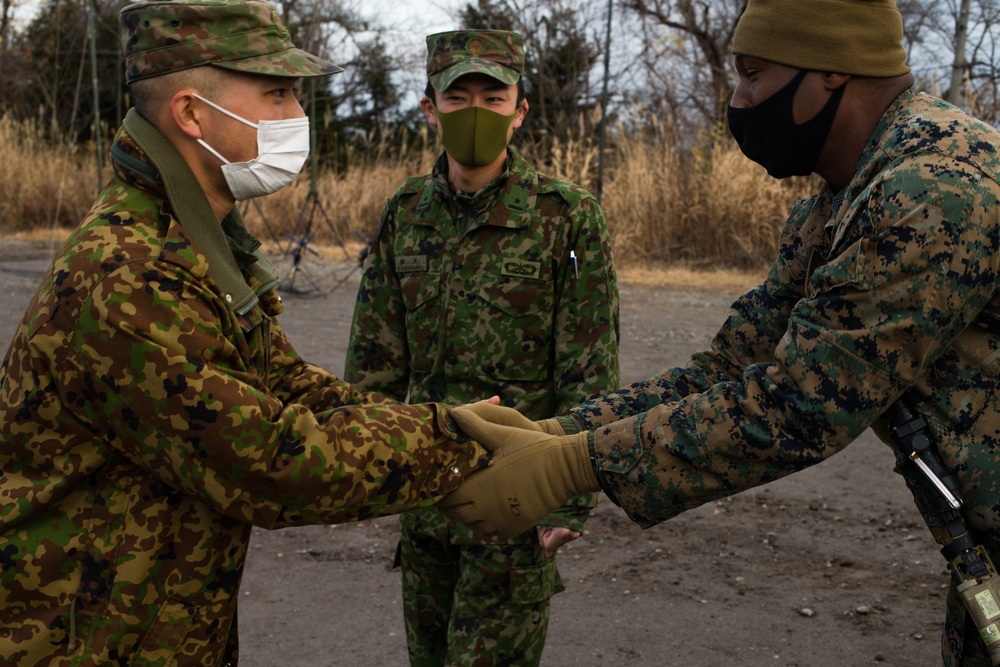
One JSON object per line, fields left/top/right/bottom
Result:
{"left": 727, "top": 69, "right": 846, "bottom": 179}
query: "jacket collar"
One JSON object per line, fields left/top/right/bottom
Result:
{"left": 413, "top": 149, "right": 537, "bottom": 228}
{"left": 117, "top": 109, "right": 279, "bottom": 315}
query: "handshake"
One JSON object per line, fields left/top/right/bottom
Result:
{"left": 437, "top": 402, "right": 599, "bottom": 538}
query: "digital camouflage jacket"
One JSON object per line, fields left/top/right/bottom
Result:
{"left": 346, "top": 150, "right": 620, "bottom": 538}
{"left": 0, "top": 110, "right": 487, "bottom": 667}
{"left": 573, "top": 91, "right": 1000, "bottom": 665}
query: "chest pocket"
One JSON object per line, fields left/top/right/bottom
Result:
{"left": 399, "top": 270, "right": 443, "bottom": 374}
{"left": 472, "top": 270, "right": 554, "bottom": 382}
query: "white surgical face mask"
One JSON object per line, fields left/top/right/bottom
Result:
{"left": 193, "top": 93, "right": 310, "bottom": 201}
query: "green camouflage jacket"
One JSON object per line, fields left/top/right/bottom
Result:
{"left": 346, "top": 150, "right": 620, "bottom": 538}
{"left": 573, "top": 91, "right": 1000, "bottom": 665}
{"left": 0, "top": 110, "right": 486, "bottom": 667}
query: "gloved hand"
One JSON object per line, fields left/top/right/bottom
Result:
{"left": 457, "top": 401, "right": 567, "bottom": 436}
{"left": 535, "top": 417, "right": 567, "bottom": 436}
{"left": 438, "top": 403, "right": 599, "bottom": 538}
{"left": 454, "top": 402, "right": 570, "bottom": 437}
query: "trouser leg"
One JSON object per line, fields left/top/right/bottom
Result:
{"left": 399, "top": 523, "right": 460, "bottom": 667}
{"left": 443, "top": 541, "right": 560, "bottom": 667}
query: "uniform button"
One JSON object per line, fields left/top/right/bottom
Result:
{"left": 225, "top": 294, "right": 233, "bottom": 303}
{"left": 450, "top": 466, "right": 460, "bottom": 475}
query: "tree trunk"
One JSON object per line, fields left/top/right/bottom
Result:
{"left": 948, "top": 0, "right": 972, "bottom": 105}
{"left": 1, "top": 0, "right": 11, "bottom": 50}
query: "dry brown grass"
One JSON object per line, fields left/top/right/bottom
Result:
{"left": 0, "top": 115, "right": 812, "bottom": 271}
{"left": 618, "top": 265, "right": 764, "bottom": 293}
{"left": 241, "top": 143, "right": 437, "bottom": 249}
{"left": 0, "top": 116, "right": 100, "bottom": 234}
{"left": 600, "top": 124, "right": 815, "bottom": 269}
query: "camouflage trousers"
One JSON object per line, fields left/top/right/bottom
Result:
{"left": 396, "top": 508, "right": 565, "bottom": 667}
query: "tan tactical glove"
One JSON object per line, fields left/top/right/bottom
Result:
{"left": 438, "top": 403, "right": 599, "bottom": 538}
{"left": 459, "top": 402, "right": 567, "bottom": 436}
{"left": 535, "top": 417, "right": 567, "bottom": 436}
{"left": 457, "top": 403, "right": 571, "bottom": 437}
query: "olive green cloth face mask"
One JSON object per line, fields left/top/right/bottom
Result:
{"left": 431, "top": 103, "right": 521, "bottom": 167}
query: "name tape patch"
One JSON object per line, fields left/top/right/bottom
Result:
{"left": 396, "top": 255, "right": 429, "bottom": 273}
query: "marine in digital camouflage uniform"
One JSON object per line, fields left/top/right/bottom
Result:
{"left": 0, "top": 2, "right": 489, "bottom": 665}
{"left": 439, "top": 2, "right": 1000, "bottom": 666}
{"left": 344, "top": 30, "right": 620, "bottom": 667}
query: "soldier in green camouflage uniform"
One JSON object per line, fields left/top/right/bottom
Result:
{"left": 0, "top": 2, "right": 490, "bottom": 665}
{"left": 345, "top": 30, "right": 619, "bottom": 667}
{"left": 439, "top": 2, "right": 1000, "bottom": 665}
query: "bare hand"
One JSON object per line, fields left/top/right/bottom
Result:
{"left": 537, "top": 525, "right": 581, "bottom": 558}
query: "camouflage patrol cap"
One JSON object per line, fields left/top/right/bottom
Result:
{"left": 426, "top": 30, "right": 523, "bottom": 92}
{"left": 120, "top": 0, "right": 343, "bottom": 84}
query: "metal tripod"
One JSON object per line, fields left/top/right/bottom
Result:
{"left": 278, "top": 81, "right": 364, "bottom": 296}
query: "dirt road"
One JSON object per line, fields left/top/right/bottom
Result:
{"left": 0, "top": 239, "right": 946, "bottom": 666}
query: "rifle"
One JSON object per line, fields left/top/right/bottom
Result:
{"left": 886, "top": 399, "right": 1000, "bottom": 664}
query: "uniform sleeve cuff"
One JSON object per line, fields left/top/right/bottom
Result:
{"left": 555, "top": 414, "right": 585, "bottom": 435}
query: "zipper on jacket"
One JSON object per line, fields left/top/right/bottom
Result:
{"left": 68, "top": 596, "right": 77, "bottom": 654}
{"left": 260, "top": 318, "right": 271, "bottom": 378}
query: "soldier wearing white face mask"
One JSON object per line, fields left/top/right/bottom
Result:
{"left": 0, "top": 3, "right": 494, "bottom": 665}
{"left": 191, "top": 92, "right": 311, "bottom": 201}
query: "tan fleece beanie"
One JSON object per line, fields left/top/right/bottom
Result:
{"left": 732, "top": 0, "right": 910, "bottom": 77}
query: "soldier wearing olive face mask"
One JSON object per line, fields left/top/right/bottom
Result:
{"left": 345, "top": 29, "right": 620, "bottom": 667}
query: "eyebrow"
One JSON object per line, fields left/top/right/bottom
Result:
{"left": 445, "top": 81, "right": 510, "bottom": 93}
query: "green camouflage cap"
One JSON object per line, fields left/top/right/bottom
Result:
{"left": 120, "top": 0, "right": 343, "bottom": 84}
{"left": 426, "top": 30, "right": 523, "bottom": 92}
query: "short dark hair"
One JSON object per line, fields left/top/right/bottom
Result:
{"left": 130, "top": 66, "right": 225, "bottom": 123}
{"left": 424, "top": 78, "right": 527, "bottom": 106}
